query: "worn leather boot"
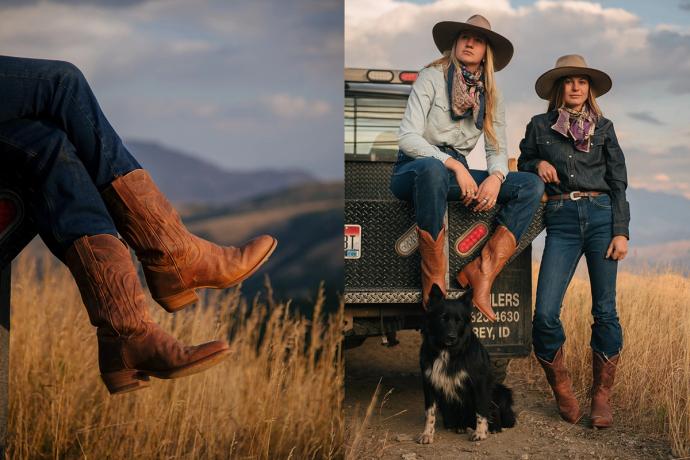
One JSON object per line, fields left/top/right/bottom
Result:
{"left": 456, "top": 225, "right": 516, "bottom": 321}
{"left": 65, "top": 234, "right": 230, "bottom": 394}
{"left": 102, "top": 169, "right": 277, "bottom": 312}
{"left": 537, "top": 348, "right": 583, "bottom": 423}
{"left": 591, "top": 352, "right": 619, "bottom": 429}
{"left": 417, "top": 226, "right": 447, "bottom": 308}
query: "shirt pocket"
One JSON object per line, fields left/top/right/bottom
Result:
{"left": 589, "top": 134, "right": 605, "bottom": 154}
{"left": 536, "top": 133, "right": 569, "bottom": 168}
{"left": 428, "top": 98, "right": 454, "bottom": 133}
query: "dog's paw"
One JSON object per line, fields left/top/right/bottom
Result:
{"left": 456, "top": 427, "right": 467, "bottom": 434}
{"left": 417, "top": 432, "right": 434, "bottom": 444}
{"left": 468, "top": 429, "right": 488, "bottom": 441}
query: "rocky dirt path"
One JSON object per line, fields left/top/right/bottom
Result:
{"left": 345, "top": 332, "right": 672, "bottom": 460}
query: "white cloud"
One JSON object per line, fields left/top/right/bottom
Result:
{"left": 263, "top": 93, "right": 331, "bottom": 119}
{"left": 345, "top": 0, "right": 690, "bottom": 196}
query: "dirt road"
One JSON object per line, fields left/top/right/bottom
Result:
{"left": 345, "top": 331, "right": 672, "bottom": 460}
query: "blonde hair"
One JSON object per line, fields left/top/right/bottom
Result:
{"left": 427, "top": 38, "right": 499, "bottom": 150}
{"left": 547, "top": 76, "right": 603, "bottom": 116}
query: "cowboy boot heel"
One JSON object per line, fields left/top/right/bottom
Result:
{"left": 156, "top": 288, "right": 200, "bottom": 313}
{"left": 101, "top": 369, "right": 151, "bottom": 395}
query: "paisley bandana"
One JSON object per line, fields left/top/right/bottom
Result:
{"left": 447, "top": 62, "right": 485, "bottom": 130}
{"left": 551, "top": 105, "right": 598, "bottom": 153}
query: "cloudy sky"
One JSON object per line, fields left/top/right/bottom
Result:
{"left": 0, "top": 0, "right": 343, "bottom": 179}
{"left": 346, "top": 0, "right": 690, "bottom": 199}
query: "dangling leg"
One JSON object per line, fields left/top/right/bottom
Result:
{"left": 0, "top": 57, "right": 277, "bottom": 313}
{"left": 390, "top": 156, "right": 449, "bottom": 307}
{"left": 0, "top": 119, "right": 230, "bottom": 394}
{"left": 456, "top": 170, "right": 544, "bottom": 320}
{"left": 101, "top": 170, "right": 277, "bottom": 312}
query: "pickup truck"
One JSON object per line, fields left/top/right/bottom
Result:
{"left": 343, "top": 68, "right": 545, "bottom": 380}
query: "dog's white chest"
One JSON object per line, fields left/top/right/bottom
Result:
{"left": 425, "top": 350, "right": 469, "bottom": 401}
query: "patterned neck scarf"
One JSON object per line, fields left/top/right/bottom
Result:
{"left": 551, "top": 104, "right": 598, "bottom": 152}
{"left": 447, "top": 62, "right": 485, "bottom": 130}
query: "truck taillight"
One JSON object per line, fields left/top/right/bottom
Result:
{"left": 455, "top": 223, "right": 489, "bottom": 256}
{"left": 399, "top": 71, "right": 418, "bottom": 83}
{"left": 0, "top": 199, "right": 17, "bottom": 234}
{"left": 366, "top": 70, "right": 394, "bottom": 83}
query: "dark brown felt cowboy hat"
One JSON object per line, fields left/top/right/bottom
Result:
{"left": 432, "top": 14, "right": 514, "bottom": 71}
{"left": 535, "top": 54, "right": 612, "bottom": 99}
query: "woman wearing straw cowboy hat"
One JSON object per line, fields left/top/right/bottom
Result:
{"left": 391, "top": 14, "right": 544, "bottom": 318}
{"left": 518, "top": 55, "right": 629, "bottom": 428}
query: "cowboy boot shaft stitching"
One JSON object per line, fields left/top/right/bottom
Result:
{"left": 108, "top": 172, "right": 196, "bottom": 269}
{"left": 70, "top": 237, "right": 119, "bottom": 334}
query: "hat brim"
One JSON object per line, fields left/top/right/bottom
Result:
{"left": 535, "top": 66, "right": 612, "bottom": 99}
{"left": 432, "top": 21, "right": 514, "bottom": 71}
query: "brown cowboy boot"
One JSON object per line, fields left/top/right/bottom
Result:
{"left": 417, "top": 226, "right": 447, "bottom": 307}
{"left": 102, "top": 169, "right": 277, "bottom": 312}
{"left": 591, "top": 352, "right": 619, "bottom": 429}
{"left": 456, "top": 225, "right": 516, "bottom": 321}
{"left": 537, "top": 348, "right": 583, "bottom": 423}
{"left": 64, "top": 234, "right": 230, "bottom": 394}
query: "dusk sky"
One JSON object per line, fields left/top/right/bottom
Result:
{"left": 346, "top": 0, "right": 690, "bottom": 199}
{"left": 0, "top": 0, "right": 343, "bottom": 179}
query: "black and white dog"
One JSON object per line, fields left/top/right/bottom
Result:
{"left": 418, "top": 284, "right": 516, "bottom": 444}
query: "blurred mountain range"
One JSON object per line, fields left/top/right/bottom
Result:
{"left": 127, "top": 140, "right": 315, "bottom": 204}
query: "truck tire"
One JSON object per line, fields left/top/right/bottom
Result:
{"left": 491, "top": 358, "right": 510, "bottom": 384}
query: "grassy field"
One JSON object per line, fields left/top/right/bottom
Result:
{"left": 6, "top": 253, "right": 344, "bottom": 459}
{"left": 511, "top": 266, "right": 690, "bottom": 457}
{"left": 5, "top": 251, "right": 689, "bottom": 458}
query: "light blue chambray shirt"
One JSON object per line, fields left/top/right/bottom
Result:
{"left": 398, "top": 65, "right": 509, "bottom": 178}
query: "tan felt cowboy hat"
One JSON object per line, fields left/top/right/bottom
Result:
{"left": 432, "top": 14, "right": 514, "bottom": 71}
{"left": 535, "top": 54, "right": 612, "bottom": 99}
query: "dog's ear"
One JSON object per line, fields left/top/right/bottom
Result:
{"left": 430, "top": 283, "right": 444, "bottom": 301}
{"left": 427, "top": 283, "right": 445, "bottom": 310}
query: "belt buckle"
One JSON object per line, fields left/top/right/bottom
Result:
{"left": 569, "top": 191, "right": 582, "bottom": 201}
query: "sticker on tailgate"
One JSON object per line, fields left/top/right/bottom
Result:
{"left": 344, "top": 224, "right": 362, "bottom": 259}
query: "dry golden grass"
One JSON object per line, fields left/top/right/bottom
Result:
{"left": 7, "top": 252, "right": 344, "bottom": 459}
{"left": 511, "top": 266, "right": 690, "bottom": 457}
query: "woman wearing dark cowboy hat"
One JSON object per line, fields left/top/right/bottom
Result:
{"left": 391, "top": 14, "right": 544, "bottom": 318}
{"left": 518, "top": 55, "right": 629, "bottom": 428}
{"left": 0, "top": 56, "right": 277, "bottom": 394}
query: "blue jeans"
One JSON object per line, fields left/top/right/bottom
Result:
{"left": 533, "top": 194, "right": 623, "bottom": 361}
{"left": 389, "top": 150, "right": 544, "bottom": 240}
{"left": 0, "top": 56, "right": 141, "bottom": 258}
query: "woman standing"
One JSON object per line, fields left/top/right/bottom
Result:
{"left": 518, "top": 55, "right": 629, "bottom": 428}
{"left": 391, "top": 15, "right": 544, "bottom": 319}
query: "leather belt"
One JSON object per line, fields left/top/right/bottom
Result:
{"left": 546, "top": 191, "right": 604, "bottom": 201}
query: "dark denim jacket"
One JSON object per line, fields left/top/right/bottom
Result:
{"left": 517, "top": 110, "right": 630, "bottom": 239}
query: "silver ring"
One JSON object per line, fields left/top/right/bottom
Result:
{"left": 482, "top": 198, "right": 488, "bottom": 202}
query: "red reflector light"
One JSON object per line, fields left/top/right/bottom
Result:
{"left": 399, "top": 71, "right": 418, "bottom": 83}
{"left": 455, "top": 223, "right": 489, "bottom": 256}
{"left": 0, "top": 198, "right": 17, "bottom": 234}
{"left": 366, "top": 70, "right": 394, "bottom": 82}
